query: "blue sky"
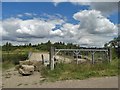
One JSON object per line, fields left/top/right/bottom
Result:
{"left": 2, "top": 2, "right": 118, "bottom": 24}
{"left": 2, "top": 2, "right": 90, "bottom": 24}
{"left": 1, "top": 2, "right": 118, "bottom": 47}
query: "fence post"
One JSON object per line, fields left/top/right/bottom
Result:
{"left": 41, "top": 54, "right": 44, "bottom": 65}
{"left": 28, "top": 52, "right": 32, "bottom": 59}
{"left": 91, "top": 51, "right": 95, "bottom": 64}
{"left": 109, "top": 48, "right": 112, "bottom": 62}
{"left": 50, "top": 47, "right": 55, "bottom": 70}
{"left": 76, "top": 54, "right": 78, "bottom": 64}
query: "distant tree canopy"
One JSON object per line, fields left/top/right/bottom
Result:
{"left": 2, "top": 41, "right": 80, "bottom": 51}
{"left": 2, "top": 42, "right": 14, "bottom": 51}
{"left": 4, "top": 36, "right": 120, "bottom": 52}
{"left": 104, "top": 36, "right": 120, "bottom": 48}
{"left": 104, "top": 36, "right": 120, "bottom": 58}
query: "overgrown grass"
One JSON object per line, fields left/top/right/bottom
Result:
{"left": 2, "top": 61, "right": 15, "bottom": 70}
{"left": 2, "top": 52, "right": 28, "bottom": 65}
{"left": 2, "top": 51, "right": 28, "bottom": 70}
{"left": 41, "top": 58, "right": 118, "bottom": 82}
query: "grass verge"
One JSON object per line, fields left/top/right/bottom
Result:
{"left": 41, "top": 58, "right": 118, "bottom": 82}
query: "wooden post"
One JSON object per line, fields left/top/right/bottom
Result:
{"left": 41, "top": 54, "right": 44, "bottom": 65}
{"left": 64, "top": 51, "right": 65, "bottom": 61}
{"left": 50, "top": 47, "right": 55, "bottom": 70}
{"left": 74, "top": 51, "right": 79, "bottom": 64}
{"left": 92, "top": 51, "right": 95, "bottom": 64}
{"left": 102, "top": 51, "right": 105, "bottom": 62}
{"left": 76, "top": 54, "right": 78, "bottom": 64}
{"left": 109, "top": 48, "right": 112, "bottom": 62}
{"left": 28, "top": 52, "right": 32, "bottom": 59}
{"left": 106, "top": 51, "right": 109, "bottom": 62}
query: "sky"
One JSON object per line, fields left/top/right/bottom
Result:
{"left": 1, "top": 2, "right": 119, "bottom": 47}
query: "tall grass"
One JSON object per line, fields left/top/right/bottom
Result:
{"left": 2, "top": 61, "right": 15, "bottom": 70}
{"left": 41, "top": 58, "right": 118, "bottom": 81}
{"left": 2, "top": 51, "right": 28, "bottom": 70}
{"left": 2, "top": 52, "right": 28, "bottom": 65}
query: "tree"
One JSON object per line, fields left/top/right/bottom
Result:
{"left": 29, "top": 43, "right": 32, "bottom": 47}
{"left": 3, "top": 42, "right": 13, "bottom": 51}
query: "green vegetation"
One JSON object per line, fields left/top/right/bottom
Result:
{"left": 2, "top": 41, "right": 80, "bottom": 52}
{"left": 2, "top": 46, "right": 29, "bottom": 70}
{"left": 40, "top": 37, "right": 119, "bottom": 82}
{"left": 1, "top": 41, "right": 81, "bottom": 70}
{"left": 2, "top": 52, "right": 28, "bottom": 65}
{"left": 1, "top": 36, "right": 119, "bottom": 80}
{"left": 2, "top": 61, "right": 15, "bottom": 70}
{"left": 41, "top": 58, "right": 118, "bottom": 82}
{"left": 2, "top": 52, "right": 28, "bottom": 70}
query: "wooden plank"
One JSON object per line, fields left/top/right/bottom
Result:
{"left": 55, "top": 49, "right": 108, "bottom": 52}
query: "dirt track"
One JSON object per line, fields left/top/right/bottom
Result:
{"left": 29, "top": 52, "right": 49, "bottom": 61}
{"left": 2, "top": 68, "right": 118, "bottom": 88}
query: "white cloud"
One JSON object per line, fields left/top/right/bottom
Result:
{"left": 73, "top": 10, "right": 117, "bottom": 35}
{"left": 17, "top": 14, "right": 23, "bottom": 17}
{"left": 24, "top": 13, "right": 33, "bottom": 16}
{"left": 89, "top": 2, "right": 118, "bottom": 16}
{"left": 52, "top": 0, "right": 90, "bottom": 6}
{"left": 52, "top": 1, "right": 118, "bottom": 16}
{"left": 1, "top": 17, "right": 65, "bottom": 43}
{"left": 0, "top": 21, "right": 7, "bottom": 37}
{"left": 50, "top": 29, "right": 63, "bottom": 36}
{"left": 61, "top": 23, "right": 79, "bottom": 37}
{"left": 73, "top": 10, "right": 118, "bottom": 46}
{"left": 16, "top": 13, "right": 37, "bottom": 18}
{"left": 1, "top": 10, "right": 118, "bottom": 47}
{"left": 16, "top": 19, "right": 55, "bottom": 37}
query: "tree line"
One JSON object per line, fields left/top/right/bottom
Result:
{"left": 2, "top": 35, "right": 120, "bottom": 52}
{"left": 2, "top": 40, "right": 80, "bottom": 52}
